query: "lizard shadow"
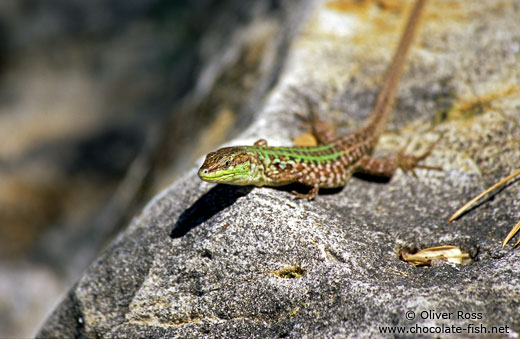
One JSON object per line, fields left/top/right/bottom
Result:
{"left": 352, "top": 172, "right": 392, "bottom": 183}
{"left": 170, "top": 184, "right": 253, "bottom": 238}
{"left": 278, "top": 174, "right": 390, "bottom": 197}
{"left": 171, "top": 172, "right": 392, "bottom": 238}
{"left": 278, "top": 183, "right": 344, "bottom": 196}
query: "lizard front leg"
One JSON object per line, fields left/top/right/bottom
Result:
{"left": 265, "top": 168, "right": 320, "bottom": 200}
{"left": 292, "top": 183, "right": 319, "bottom": 200}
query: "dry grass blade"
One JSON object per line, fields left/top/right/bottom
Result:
{"left": 448, "top": 168, "right": 520, "bottom": 222}
{"left": 401, "top": 246, "right": 470, "bottom": 266}
{"left": 502, "top": 219, "right": 520, "bottom": 247}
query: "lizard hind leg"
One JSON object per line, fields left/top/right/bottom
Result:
{"left": 309, "top": 116, "right": 338, "bottom": 145}
{"left": 294, "top": 95, "right": 338, "bottom": 145}
{"left": 397, "top": 133, "right": 443, "bottom": 177}
{"left": 355, "top": 136, "right": 442, "bottom": 178}
{"left": 305, "top": 96, "right": 338, "bottom": 144}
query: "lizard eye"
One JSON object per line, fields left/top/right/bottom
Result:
{"left": 223, "top": 160, "right": 231, "bottom": 168}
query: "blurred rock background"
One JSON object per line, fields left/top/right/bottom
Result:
{"left": 0, "top": 0, "right": 283, "bottom": 336}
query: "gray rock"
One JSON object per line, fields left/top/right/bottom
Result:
{"left": 39, "top": 0, "right": 520, "bottom": 337}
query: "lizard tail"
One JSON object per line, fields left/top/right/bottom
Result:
{"left": 358, "top": 0, "right": 428, "bottom": 144}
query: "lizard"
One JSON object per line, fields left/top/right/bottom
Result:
{"left": 198, "top": 0, "right": 434, "bottom": 200}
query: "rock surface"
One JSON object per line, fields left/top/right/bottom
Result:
{"left": 39, "top": 0, "right": 520, "bottom": 337}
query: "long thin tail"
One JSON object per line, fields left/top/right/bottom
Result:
{"left": 359, "top": 0, "right": 427, "bottom": 142}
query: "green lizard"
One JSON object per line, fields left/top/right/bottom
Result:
{"left": 198, "top": 0, "right": 435, "bottom": 200}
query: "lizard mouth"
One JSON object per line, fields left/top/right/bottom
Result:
{"left": 198, "top": 170, "right": 236, "bottom": 182}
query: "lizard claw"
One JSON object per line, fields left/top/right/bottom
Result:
{"left": 397, "top": 132, "right": 444, "bottom": 175}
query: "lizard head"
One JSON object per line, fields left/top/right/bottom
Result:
{"left": 198, "top": 147, "right": 262, "bottom": 186}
